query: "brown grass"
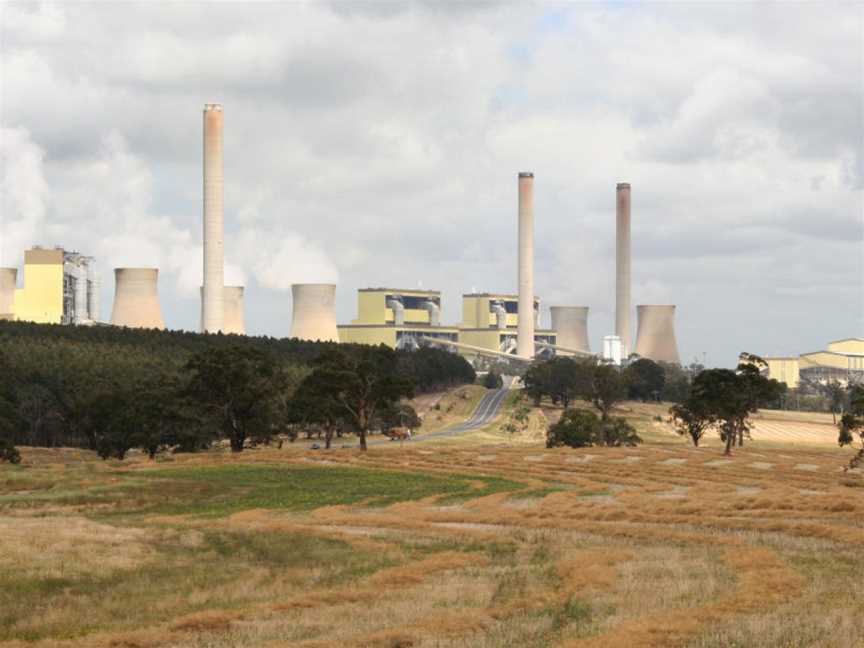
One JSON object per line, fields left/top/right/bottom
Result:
{"left": 2, "top": 402, "right": 862, "bottom": 648}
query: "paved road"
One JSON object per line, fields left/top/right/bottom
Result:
{"left": 413, "top": 387, "right": 510, "bottom": 442}
{"left": 353, "top": 387, "right": 511, "bottom": 448}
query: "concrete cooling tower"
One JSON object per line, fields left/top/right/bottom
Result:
{"left": 550, "top": 306, "right": 590, "bottom": 353}
{"left": 223, "top": 286, "right": 245, "bottom": 335}
{"left": 199, "top": 285, "right": 246, "bottom": 335}
{"left": 517, "top": 172, "right": 535, "bottom": 359}
{"left": 290, "top": 284, "right": 339, "bottom": 342}
{"left": 110, "top": 268, "right": 165, "bottom": 330}
{"left": 0, "top": 268, "right": 17, "bottom": 317}
{"left": 634, "top": 305, "right": 680, "bottom": 364}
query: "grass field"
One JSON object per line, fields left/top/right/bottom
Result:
{"left": 1, "top": 399, "right": 862, "bottom": 648}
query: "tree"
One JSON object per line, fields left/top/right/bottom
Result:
{"left": 660, "top": 361, "right": 691, "bottom": 403}
{"left": 502, "top": 401, "right": 531, "bottom": 442}
{"left": 306, "top": 346, "right": 414, "bottom": 451}
{"left": 838, "top": 384, "right": 864, "bottom": 471}
{"left": 825, "top": 380, "right": 846, "bottom": 424}
{"left": 546, "top": 409, "right": 641, "bottom": 448}
{"left": 185, "top": 346, "right": 285, "bottom": 452}
{"left": 625, "top": 358, "right": 665, "bottom": 401}
{"left": 547, "top": 357, "right": 587, "bottom": 408}
{"left": 289, "top": 371, "right": 346, "bottom": 450}
{"left": 670, "top": 400, "right": 711, "bottom": 447}
{"left": 375, "top": 402, "right": 421, "bottom": 433}
{"left": 671, "top": 354, "right": 783, "bottom": 455}
{"left": 547, "top": 409, "right": 597, "bottom": 448}
{"left": 483, "top": 371, "right": 504, "bottom": 389}
{"left": 590, "top": 364, "right": 626, "bottom": 421}
{"left": 522, "top": 362, "right": 551, "bottom": 406}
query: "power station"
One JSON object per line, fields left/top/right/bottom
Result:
{"left": 4, "top": 104, "right": 692, "bottom": 367}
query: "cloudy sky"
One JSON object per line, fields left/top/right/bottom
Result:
{"left": 1, "top": 1, "right": 861, "bottom": 365}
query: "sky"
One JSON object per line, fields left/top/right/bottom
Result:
{"left": 1, "top": 1, "right": 862, "bottom": 366}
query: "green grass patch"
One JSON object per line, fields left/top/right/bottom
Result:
{"left": 508, "top": 486, "right": 565, "bottom": 501}
{"left": 133, "top": 464, "right": 524, "bottom": 517}
{"left": 2, "top": 463, "right": 525, "bottom": 518}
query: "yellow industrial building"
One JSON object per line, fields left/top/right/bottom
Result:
{"left": 10, "top": 248, "right": 65, "bottom": 324}
{"left": 337, "top": 288, "right": 556, "bottom": 357}
{"left": 763, "top": 338, "right": 864, "bottom": 388}
{"left": 337, "top": 288, "right": 459, "bottom": 350}
{"left": 1, "top": 247, "right": 100, "bottom": 325}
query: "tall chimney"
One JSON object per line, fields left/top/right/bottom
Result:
{"left": 202, "top": 103, "right": 225, "bottom": 333}
{"left": 517, "top": 172, "right": 535, "bottom": 359}
{"left": 615, "top": 182, "right": 631, "bottom": 357}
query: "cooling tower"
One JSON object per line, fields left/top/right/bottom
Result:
{"left": 517, "top": 172, "right": 535, "bottom": 359}
{"left": 199, "top": 285, "right": 246, "bottom": 334}
{"left": 223, "top": 286, "right": 245, "bottom": 335}
{"left": 290, "top": 284, "right": 339, "bottom": 342}
{"left": 615, "top": 183, "right": 631, "bottom": 356}
{"left": 110, "top": 268, "right": 165, "bottom": 330}
{"left": 0, "top": 268, "right": 16, "bottom": 316}
{"left": 202, "top": 103, "right": 225, "bottom": 333}
{"left": 634, "top": 305, "right": 680, "bottom": 364}
{"left": 550, "top": 306, "right": 590, "bottom": 353}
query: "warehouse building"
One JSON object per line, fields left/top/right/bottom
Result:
{"left": 763, "top": 338, "right": 864, "bottom": 388}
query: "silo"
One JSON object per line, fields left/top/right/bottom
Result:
{"left": 110, "top": 268, "right": 165, "bottom": 330}
{"left": 634, "top": 305, "right": 680, "bottom": 364}
{"left": 223, "top": 286, "right": 245, "bottom": 335}
{"left": 0, "top": 268, "right": 17, "bottom": 317}
{"left": 87, "top": 263, "right": 100, "bottom": 322}
{"left": 290, "top": 284, "right": 339, "bottom": 342}
{"left": 517, "top": 172, "right": 535, "bottom": 359}
{"left": 550, "top": 306, "right": 590, "bottom": 353}
{"left": 202, "top": 103, "right": 224, "bottom": 333}
{"left": 615, "top": 183, "right": 631, "bottom": 356}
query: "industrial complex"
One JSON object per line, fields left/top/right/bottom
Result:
{"left": 4, "top": 102, "right": 852, "bottom": 378}
{"left": 762, "top": 338, "right": 864, "bottom": 388}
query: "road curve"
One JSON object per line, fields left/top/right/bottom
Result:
{"left": 410, "top": 387, "right": 510, "bottom": 442}
{"left": 353, "top": 387, "right": 511, "bottom": 448}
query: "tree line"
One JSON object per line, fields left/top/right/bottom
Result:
{"left": 526, "top": 354, "right": 790, "bottom": 455}
{"left": 0, "top": 321, "right": 476, "bottom": 461}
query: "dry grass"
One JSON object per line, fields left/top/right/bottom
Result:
{"left": 1, "top": 398, "right": 861, "bottom": 648}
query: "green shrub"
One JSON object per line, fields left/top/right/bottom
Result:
{"left": 546, "top": 409, "right": 641, "bottom": 448}
{"left": 0, "top": 439, "right": 21, "bottom": 465}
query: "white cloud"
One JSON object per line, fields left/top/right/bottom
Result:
{"left": 0, "top": 2, "right": 860, "bottom": 361}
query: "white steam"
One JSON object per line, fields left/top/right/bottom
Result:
{"left": 0, "top": 128, "right": 337, "bottom": 317}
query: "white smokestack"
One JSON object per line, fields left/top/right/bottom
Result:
{"left": 202, "top": 103, "right": 225, "bottom": 333}
{"left": 615, "top": 182, "right": 631, "bottom": 357}
{"left": 517, "top": 172, "right": 535, "bottom": 359}
{"left": 110, "top": 268, "right": 165, "bottom": 330}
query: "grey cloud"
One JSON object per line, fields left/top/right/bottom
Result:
{"left": 1, "top": 1, "right": 861, "bottom": 364}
